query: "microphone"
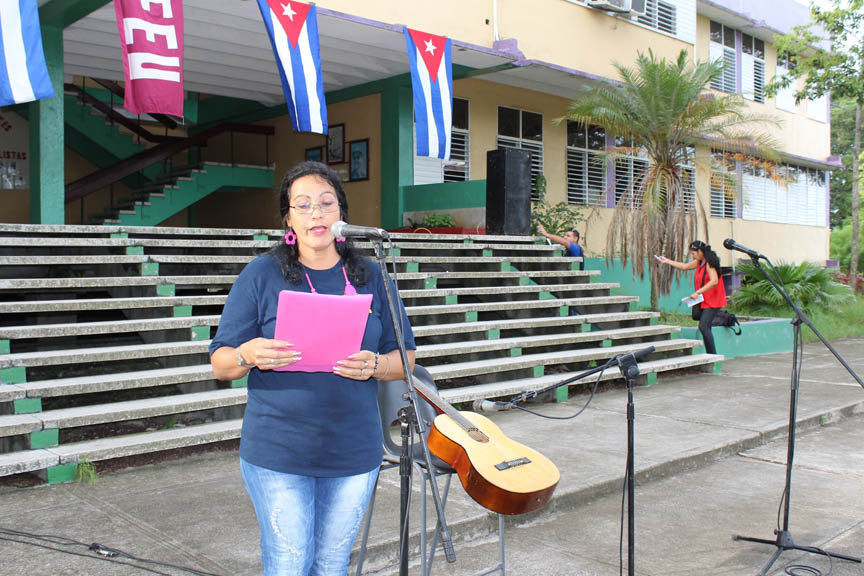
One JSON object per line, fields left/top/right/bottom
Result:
{"left": 331, "top": 221, "right": 390, "bottom": 240}
{"left": 723, "top": 238, "right": 765, "bottom": 260}
{"left": 472, "top": 399, "right": 514, "bottom": 413}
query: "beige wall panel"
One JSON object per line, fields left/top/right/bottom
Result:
{"left": 315, "top": 0, "right": 494, "bottom": 47}
{"left": 194, "top": 93, "right": 381, "bottom": 229}
{"left": 707, "top": 218, "right": 829, "bottom": 267}
{"left": 694, "top": 15, "right": 830, "bottom": 162}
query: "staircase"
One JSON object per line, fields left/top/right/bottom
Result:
{"left": 0, "top": 224, "right": 722, "bottom": 482}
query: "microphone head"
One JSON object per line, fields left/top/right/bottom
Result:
{"left": 331, "top": 221, "right": 347, "bottom": 239}
{"left": 723, "top": 238, "right": 736, "bottom": 250}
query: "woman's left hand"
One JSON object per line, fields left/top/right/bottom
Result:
{"left": 334, "top": 350, "right": 377, "bottom": 380}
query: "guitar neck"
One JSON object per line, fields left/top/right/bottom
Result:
{"left": 412, "top": 379, "right": 476, "bottom": 432}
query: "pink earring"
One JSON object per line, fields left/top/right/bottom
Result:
{"left": 284, "top": 230, "right": 297, "bottom": 245}
{"left": 336, "top": 237, "right": 346, "bottom": 243}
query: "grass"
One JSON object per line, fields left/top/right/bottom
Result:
{"left": 75, "top": 456, "right": 98, "bottom": 485}
{"left": 657, "top": 296, "right": 864, "bottom": 344}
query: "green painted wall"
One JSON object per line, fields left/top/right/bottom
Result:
{"left": 583, "top": 257, "right": 695, "bottom": 312}
{"left": 402, "top": 180, "right": 486, "bottom": 212}
{"left": 677, "top": 319, "right": 793, "bottom": 358}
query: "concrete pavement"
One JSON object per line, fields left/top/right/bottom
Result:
{"left": 0, "top": 339, "right": 862, "bottom": 575}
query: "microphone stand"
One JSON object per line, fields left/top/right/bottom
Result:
{"left": 504, "top": 346, "right": 655, "bottom": 576}
{"left": 371, "top": 237, "right": 456, "bottom": 574}
{"left": 733, "top": 255, "right": 863, "bottom": 575}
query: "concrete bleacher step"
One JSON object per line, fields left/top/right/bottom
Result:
{"left": 406, "top": 295, "right": 638, "bottom": 318}
{"left": 438, "top": 353, "right": 724, "bottom": 403}
{"left": 0, "top": 364, "right": 215, "bottom": 402}
{"left": 0, "top": 341, "right": 211, "bottom": 370}
{"left": 415, "top": 325, "right": 683, "bottom": 359}
{"left": 0, "top": 237, "right": 274, "bottom": 249}
{"left": 399, "top": 282, "right": 616, "bottom": 299}
{"left": 0, "top": 295, "right": 226, "bottom": 314}
{"left": 0, "top": 388, "right": 245, "bottom": 439}
{"left": 0, "top": 275, "right": 238, "bottom": 290}
{"left": 0, "top": 419, "right": 242, "bottom": 477}
{"left": 425, "top": 340, "right": 703, "bottom": 381}
{"left": 0, "top": 315, "right": 220, "bottom": 339}
{"left": 412, "top": 310, "right": 660, "bottom": 338}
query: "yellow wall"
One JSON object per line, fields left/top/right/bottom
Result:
{"left": 194, "top": 93, "right": 382, "bottom": 229}
{"left": 694, "top": 15, "right": 831, "bottom": 162}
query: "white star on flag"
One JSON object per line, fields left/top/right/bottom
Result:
{"left": 282, "top": 2, "right": 296, "bottom": 20}
{"left": 424, "top": 39, "right": 437, "bottom": 55}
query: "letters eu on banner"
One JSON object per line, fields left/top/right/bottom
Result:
{"left": 113, "top": 0, "right": 184, "bottom": 117}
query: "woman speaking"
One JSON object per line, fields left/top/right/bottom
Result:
{"left": 210, "top": 161, "right": 415, "bottom": 575}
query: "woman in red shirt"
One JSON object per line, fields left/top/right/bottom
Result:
{"left": 657, "top": 240, "right": 727, "bottom": 355}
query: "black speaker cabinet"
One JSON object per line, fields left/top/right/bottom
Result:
{"left": 486, "top": 148, "right": 531, "bottom": 235}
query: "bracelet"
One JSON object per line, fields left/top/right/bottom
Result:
{"left": 380, "top": 355, "right": 391, "bottom": 379}
{"left": 372, "top": 353, "right": 380, "bottom": 377}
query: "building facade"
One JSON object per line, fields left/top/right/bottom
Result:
{"left": 2, "top": 0, "right": 835, "bottom": 266}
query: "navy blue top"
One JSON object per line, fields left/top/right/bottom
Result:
{"left": 210, "top": 253, "right": 415, "bottom": 477}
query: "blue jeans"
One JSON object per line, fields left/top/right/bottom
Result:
{"left": 240, "top": 458, "right": 379, "bottom": 576}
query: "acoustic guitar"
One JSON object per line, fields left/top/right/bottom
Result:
{"left": 412, "top": 380, "right": 560, "bottom": 516}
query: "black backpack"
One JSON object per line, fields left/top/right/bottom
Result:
{"left": 712, "top": 309, "right": 742, "bottom": 335}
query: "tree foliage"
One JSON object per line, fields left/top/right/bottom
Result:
{"left": 829, "top": 96, "right": 857, "bottom": 227}
{"left": 768, "top": 0, "right": 864, "bottom": 284}
{"left": 564, "top": 49, "right": 776, "bottom": 308}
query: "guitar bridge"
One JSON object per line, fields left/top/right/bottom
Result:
{"left": 495, "top": 457, "right": 532, "bottom": 471}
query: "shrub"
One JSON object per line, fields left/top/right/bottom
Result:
{"left": 531, "top": 200, "right": 586, "bottom": 238}
{"left": 731, "top": 261, "right": 854, "bottom": 315}
{"left": 419, "top": 213, "right": 456, "bottom": 228}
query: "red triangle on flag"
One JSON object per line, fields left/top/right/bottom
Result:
{"left": 407, "top": 28, "right": 447, "bottom": 83}
{"left": 264, "top": 0, "right": 312, "bottom": 49}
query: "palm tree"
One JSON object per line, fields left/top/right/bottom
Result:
{"left": 565, "top": 49, "right": 776, "bottom": 309}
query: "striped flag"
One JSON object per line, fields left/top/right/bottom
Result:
{"left": 404, "top": 28, "right": 452, "bottom": 160}
{"left": 0, "top": 0, "right": 55, "bottom": 107}
{"left": 256, "top": 0, "right": 327, "bottom": 134}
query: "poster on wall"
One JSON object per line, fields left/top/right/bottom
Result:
{"left": 0, "top": 112, "right": 28, "bottom": 190}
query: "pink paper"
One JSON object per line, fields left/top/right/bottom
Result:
{"left": 274, "top": 290, "right": 373, "bottom": 373}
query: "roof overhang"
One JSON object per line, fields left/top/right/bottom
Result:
{"left": 57, "top": 0, "right": 515, "bottom": 107}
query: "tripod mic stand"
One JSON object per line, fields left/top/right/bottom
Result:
{"left": 733, "top": 255, "right": 863, "bottom": 575}
{"left": 371, "top": 238, "right": 455, "bottom": 575}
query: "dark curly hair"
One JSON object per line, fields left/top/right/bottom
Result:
{"left": 689, "top": 240, "right": 721, "bottom": 272}
{"left": 272, "top": 161, "right": 367, "bottom": 286}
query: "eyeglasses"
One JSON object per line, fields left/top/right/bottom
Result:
{"left": 289, "top": 195, "right": 340, "bottom": 215}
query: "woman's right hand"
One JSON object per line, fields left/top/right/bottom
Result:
{"left": 238, "top": 338, "right": 301, "bottom": 371}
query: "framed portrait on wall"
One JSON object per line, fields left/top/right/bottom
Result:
{"left": 327, "top": 124, "right": 345, "bottom": 164}
{"left": 348, "top": 139, "right": 369, "bottom": 181}
{"left": 305, "top": 146, "right": 324, "bottom": 163}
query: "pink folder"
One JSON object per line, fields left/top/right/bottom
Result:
{"left": 273, "top": 290, "right": 373, "bottom": 373}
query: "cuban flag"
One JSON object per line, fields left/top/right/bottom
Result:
{"left": 0, "top": 0, "right": 55, "bottom": 107}
{"left": 256, "top": 0, "right": 327, "bottom": 134}
{"left": 404, "top": 28, "right": 452, "bottom": 160}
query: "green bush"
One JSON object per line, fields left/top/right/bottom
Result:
{"left": 829, "top": 214, "right": 864, "bottom": 271}
{"left": 419, "top": 213, "right": 456, "bottom": 228}
{"left": 531, "top": 200, "right": 586, "bottom": 237}
{"left": 731, "top": 260, "right": 854, "bottom": 315}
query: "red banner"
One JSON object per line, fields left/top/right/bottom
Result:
{"left": 113, "top": 0, "right": 184, "bottom": 117}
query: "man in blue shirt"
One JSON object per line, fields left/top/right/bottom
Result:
{"left": 537, "top": 223, "right": 584, "bottom": 270}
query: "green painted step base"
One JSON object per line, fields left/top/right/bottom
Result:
{"left": 509, "top": 348, "right": 522, "bottom": 357}
{"left": 424, "top": 278, "right": 437, "bottom": 289}
{"left": 232, "top": 375, "right": 248, "bottom": 388}
{"left": 465, "top": 311, "right": 478, "bottom": 322}
{"left": 445, "top": 295, "right": 458, "bottom": 305}
{"left": 0, "top": 340, "right": 8, "bottom": 354}
{"left": 253, "top": 234, "right": 269, "bottom": 241}
{"left": 30, "top": 429, "right": 59, "bottom": 450}
{"left": 487, "top": 329, "right": 500, "bottom": 340}
{"left": 141, "top": 262, "right": 159, "bottom": 276}
{"left": 0, "top": 366, "right": 26, "bottom": 385}
{"left": 46, "top": 463, "right": 78, "bottom": 484}
{"left": 157, "top": 284, "right": 176, "bottom": 296}
{"left": 190, "top": 326, "right": 209, "bottom": 341}
{"left": 14, "top": 397, "right": 41, "bottom": 414}
{"left": 645, "top": 372, "right": 658, "bottom": 387}
{"left": 173, "top": 305, "right": 192, "bottom": 317}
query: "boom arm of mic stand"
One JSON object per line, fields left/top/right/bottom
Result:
{"left": 750, "top": 257, "right": 864, "bottom": 388}
{"left": 373, "top": 239, "right": 457, "bottom": 565}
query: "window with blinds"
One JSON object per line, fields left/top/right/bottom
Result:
{"left": 614, "top": 137, "right": 649, "bottom": 208}
{"left": 742, "top": 163, "right": 827, "bottom": 226}
{"left": 637, "top": 0, "right": 676, "bottom": 35}
{"left": 566, "top": 121, "right": 606, "bottom": 206}
{"left": 497, "top": 106, "right": 544, "bottom": 200}
{"left": 709, "top": 21, "right": 737, "bottom": 94}
{"left": 710, "top": 151, "right": 737, "bottom": 219}
{"left": 678, "top": 164, "right": 697, "bottom": 213}
{"left": 775, "top": 56, "right": 798, "bottom": 113}
{"left": 444, "top": 99, "right": 470, "bottom": 182}
{"left": 742, "top": 34, "right": 765, "bottom": 103}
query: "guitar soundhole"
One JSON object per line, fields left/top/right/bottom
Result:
{"left": 468, "top": 429, "right": 490, "bottom": 443}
